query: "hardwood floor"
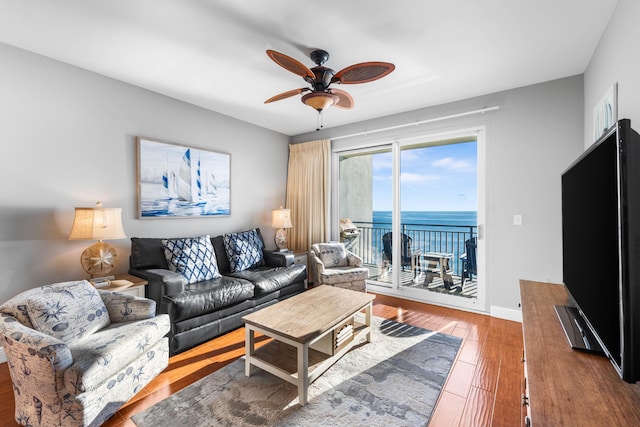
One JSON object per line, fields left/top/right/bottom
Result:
{"left": 0, "top": 293, "right": 524, "bottom": 427}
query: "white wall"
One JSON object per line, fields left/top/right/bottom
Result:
{"left": 0, "top": 43, "right": 290, "bottom": 304}
{"left": 293, "top": 76, "right": 585, "bottom": 315}
{"left": 584, "top": 0, "right": 640, "bottom": 148}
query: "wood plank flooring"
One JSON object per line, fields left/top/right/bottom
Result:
{"left": 0, "top": 293, "right": 524, "bottom": 427}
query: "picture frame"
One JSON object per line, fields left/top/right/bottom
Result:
{"left": 136, "top": 136, "right": 230, "bottom": 219}
{"left": 593, "top": 83, "right": 618, "bottom": 141}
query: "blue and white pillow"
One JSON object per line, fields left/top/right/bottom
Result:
{"left": 223, "top": 228, "right": 265, "bottom": 272}
{"left": 162, "top": 235, "right": 221, "bottom": 284}
{"left": 26, "top": 280, "right": 110, "bottom": 343}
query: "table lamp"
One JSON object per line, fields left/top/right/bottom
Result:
{"left": 271, "top": 206, "right": 292, "bottom": 250}
{"left": 68, "top": 202, "right": 126, "bottom": 278}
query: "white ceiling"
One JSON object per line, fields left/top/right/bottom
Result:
{"left": 0, "top": 0, "right": 618, "bottom": 136}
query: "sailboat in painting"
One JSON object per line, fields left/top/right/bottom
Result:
{"left": 177, "top": 148, "right": 200, "bottom": 202}
{"left": 175, "top": 148, "right": 219, "bottom": 202}
{"left": 162, "top": 156, "right": 178, "bottom": 199}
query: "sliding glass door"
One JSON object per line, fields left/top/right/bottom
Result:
{"left": 334, "top": 129, "right": 485, "bottom": 311}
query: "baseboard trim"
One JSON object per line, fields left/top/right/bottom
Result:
{"left": 0, "top": 346, "right": 6, "bottom": 364}
{"left": 491, "top": 305, "right": 523, "bottom": 323}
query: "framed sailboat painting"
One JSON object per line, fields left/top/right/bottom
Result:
{"left": 136, "top": 137, "right": 231, "bottom": 218}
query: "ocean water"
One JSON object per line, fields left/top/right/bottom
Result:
{"left": 373, "top": 211, "right": 477, "bottom": 228}
{"left": 354, "top": 211, "right": 477, "bottom": 274}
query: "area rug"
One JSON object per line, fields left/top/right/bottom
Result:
{"left": 132, "top": 317, "right": 462, "bottom": 427}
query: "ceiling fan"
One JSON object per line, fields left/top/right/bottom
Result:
{"left": 264, "top": 49, "right": 395, "bottom": 114}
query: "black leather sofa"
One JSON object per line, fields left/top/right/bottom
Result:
{"left": 128, "top": 229, "right": 307, "bottom": 355}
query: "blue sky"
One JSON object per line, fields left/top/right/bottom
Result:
{"left": 372, "top": 141, "right": 477, "bottom": 211}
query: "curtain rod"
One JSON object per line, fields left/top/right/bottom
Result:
{"left": 330, "top": 106, "right": 500, "bottom": 141}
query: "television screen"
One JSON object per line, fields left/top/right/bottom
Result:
{"left": 561, "top": 118, "right": 640, "bottom": 383}
{"left": 561, "top": 131, "right": 621, "bottom": 367}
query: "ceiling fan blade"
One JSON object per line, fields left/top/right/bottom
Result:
{"left": 266, "top": 50, "right": 315, "bottom": 81}
{"left": 331, "top": 89, "right": 354, "bottom": 110}
{"left": 264, "top": 88, "right": 310, "bottom": 104}
{"left": 332, "top": 62, "right": 395, "bottom": 84}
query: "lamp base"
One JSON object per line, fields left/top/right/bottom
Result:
{"left": 80, "top": 241, "right": 119, "bottom": 278}
{"left": 274, "top": 228, "right": 288, "bottom": 250}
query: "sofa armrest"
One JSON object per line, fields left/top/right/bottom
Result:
{"left": 309, "top": 251, "right": 325, "bottom": 281}
{"left": 346, "top": 251, "right": 363, "bottom": 267}
{"left": 98, "top": 291, "right": 157, "bottom": 323}
{"left": 0, "top": 313, "right": 73, "bottom": 363}
{"left": 129, "top": 268, "right": 186, "bottom": 312}
{"left": 263, "top": 250, "right": 294, "bottom": 267}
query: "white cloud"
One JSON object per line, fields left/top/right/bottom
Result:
{"left": 431, "top": 157, "right": 474, "bottom": 172}
{"left": 401, "top": 172, "right": 440, "bottom": 182}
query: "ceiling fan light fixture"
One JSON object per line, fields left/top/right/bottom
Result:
{"left": 301, "top": 92, "right": 339, "bottom": 112}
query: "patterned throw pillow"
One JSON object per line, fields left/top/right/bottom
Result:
{"left": 26, "top": 280, "right": 111, "bottom": 343}
{"left": 162, "top": 235, "right": 221, "bottom": 284}
{"left": 223, "top": 228, "right": 265, "bottom": 272}
{"left": 317, "top": 243, "right": 348, "bottom": 267}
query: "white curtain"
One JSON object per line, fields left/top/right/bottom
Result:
{"left": 285, "top": 139, "right": 331, "bottom": 252}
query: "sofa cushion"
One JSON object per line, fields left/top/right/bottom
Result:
{"left": 26, "top": 280, "right": 110, "bottom": 343}
{"left": 319, "top": 266, "right": 369, "bottom": 285}
{"left": 165, "top": 277, "right": 255, "bottom": 322}
{"left": 223, "top": 228, "right": 265, "bottom": 272}
{"left": 64, "top": 314, "right": 170, "bottom": 393}
{"left": 316, "top": 242, "right": 349, "bottom": 267}
{"left": 229, "top": 264, "right": 307, "bottom": 296}
{"left": 162, "top": 235, "right": 221, "bottom": 284}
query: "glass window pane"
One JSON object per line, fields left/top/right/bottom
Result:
{"left": 399, "top": 140, "right": 478, "bottom": 300}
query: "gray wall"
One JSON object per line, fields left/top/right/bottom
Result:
{"left": 584, "top": 0, "right": 640, "bottom": 148}
{"left": 0, "top": 43, "right": 289, "bottom": 304}
{"left": 293, "top": 76, "right": 585, "bottom": 314}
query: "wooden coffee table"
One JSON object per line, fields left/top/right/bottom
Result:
{"left": 242, "top": 285, "right": 375, "bottom": 406}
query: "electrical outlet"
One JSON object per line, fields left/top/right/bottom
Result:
{"left": 513, "top": 214, "right": 523, "bottom": 226}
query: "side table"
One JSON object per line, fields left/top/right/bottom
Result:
{"left": 93, "top": 273, "right": 148, "bottom": 297}
{"left": 292, "top": 251, "right": 308, "bottom": 287}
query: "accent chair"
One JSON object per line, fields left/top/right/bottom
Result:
{"left": 0, "top": 280, "right": 170, "bottom": 427}
{"left": 310, "top": 242, "right": 369, "bottom": 292}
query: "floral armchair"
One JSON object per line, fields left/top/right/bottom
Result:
{"left": 0, "top": 280, "right": 170, "bottom": 427}
{"left": 310, "top": 242, "right": 369, "bottom": 292}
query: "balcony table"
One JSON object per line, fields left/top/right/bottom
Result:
{"left": 414, "top": 251, "right": 454, "bottom": 288}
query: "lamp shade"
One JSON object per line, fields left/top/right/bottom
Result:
{"left": 271, "top": 207, "right": 292, "bottom": 229}
{"left": 69, "top": 202, "right": 126, "bottom": 241}
{"left": 69, "top": 202, "right": 126, "bottom": 278}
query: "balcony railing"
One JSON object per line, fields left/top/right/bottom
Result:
{"left": 345, "top": 221, "right": 477, "bottom": 277}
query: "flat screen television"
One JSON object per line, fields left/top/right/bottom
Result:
{"left": 560, "top": 118, "right": 640, "bottom": 383}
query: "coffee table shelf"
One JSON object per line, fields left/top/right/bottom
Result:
{"left": 251, "top": 321, "right": 368, "bottom": 376}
